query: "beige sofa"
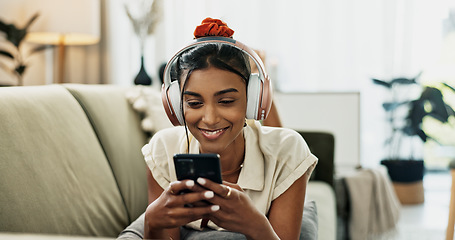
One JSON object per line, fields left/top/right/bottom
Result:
{"left": 0, "top": 84, "right": 149, "bottom": 238}
{"left": 0, "top": 84, "right": 336, "bottom": 239}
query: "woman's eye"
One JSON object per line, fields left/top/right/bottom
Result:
{"left": 219, "top": 99, "right": 235, "bottom": 105}
{"left": 187, "top": 101, "right": 202, "bottom": 108}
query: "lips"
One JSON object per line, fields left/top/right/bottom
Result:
{"left": 199, "top": 127, "right": 228, "bottom": 140}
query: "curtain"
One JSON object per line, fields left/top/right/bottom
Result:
{"left": 103, "top": 0, "right": 454, "bottom": 166}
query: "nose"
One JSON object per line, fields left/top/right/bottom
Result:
{"left": 202, "top": 104, "right": 220, "bottom": 126}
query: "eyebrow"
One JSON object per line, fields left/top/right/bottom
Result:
{"left": 183, "top": 88, "right": 239, "bottom": 97}
{"left": 215, "top": 88, "right": 238, "bottom": 96}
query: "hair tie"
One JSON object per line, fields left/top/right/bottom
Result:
{"left": 193, "top": 17, "right": 234, "bottom": 39}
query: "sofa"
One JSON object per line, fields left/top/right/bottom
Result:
{"left": 0, "top": 84, "right": 336, "bottom": 239}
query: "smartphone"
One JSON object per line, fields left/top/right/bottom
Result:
{"left": 173, "top": 153, "right": 222, "bottom": 184}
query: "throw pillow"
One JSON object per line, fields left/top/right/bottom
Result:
{"left": 125, "top": 86, "right": 173, "bottom": 136}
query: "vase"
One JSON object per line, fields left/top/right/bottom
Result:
{"left": 134, "top": 55, "right": 152, "bottom": 85}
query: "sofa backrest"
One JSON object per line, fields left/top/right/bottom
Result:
{"left": 64, "top": 84, "right": 148, "bottom": 223}
{"left": 0, "top": 84, "right": 148, "bottom": 237}
{"left": 297, "top": 131, "right": 335, "bottom": 188}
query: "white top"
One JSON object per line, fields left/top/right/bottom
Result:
{"left": 142, "top": 120, "right": 318, "bottom": 230}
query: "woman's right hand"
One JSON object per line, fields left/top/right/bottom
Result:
{"left": 144, "top": 179, "right": 220, "bottom": 232}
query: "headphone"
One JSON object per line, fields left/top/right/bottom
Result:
{"left": 161, "top": 36, "right": 273, "bottom": 126}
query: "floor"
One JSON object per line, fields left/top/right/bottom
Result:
{"left": 395, "top": 171, "right": 452, "bottom": 240}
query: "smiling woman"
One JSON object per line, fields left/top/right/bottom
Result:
{"left": 138, "top": 18, "right": 318, "bottom": 240}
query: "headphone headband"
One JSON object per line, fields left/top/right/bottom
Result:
{"left": 161, "top": 36, "right": 273, "bottom": 126}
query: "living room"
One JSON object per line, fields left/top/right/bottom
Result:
{"left": 1, "top": 0, "right": 455, "bottom": 240}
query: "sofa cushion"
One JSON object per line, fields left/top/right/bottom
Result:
{"left": 300, "top": 200, "right": 318, "bottom": 240}
{"left": 64, "top": 84, "right": 149, "bottom": 223}
{"left": 0, "top": 85, "right": 128, "bottom": 237}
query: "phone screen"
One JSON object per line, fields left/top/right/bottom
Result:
{"left": 173, "top": 153, "right": 222, "bottom": 184}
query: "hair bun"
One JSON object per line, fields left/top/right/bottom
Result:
{"left": 194, "top": 17, "right": 234, "bottom": 39}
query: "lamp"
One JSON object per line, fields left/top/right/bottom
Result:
{"left": 24, "top": 0, "right": 100, "bottom": 84}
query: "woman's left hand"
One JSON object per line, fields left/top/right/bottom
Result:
{"left": 196, "top": 178, "right": 279, "bottom": 240}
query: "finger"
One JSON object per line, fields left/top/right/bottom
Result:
{"left": 168, "top": 180, "right": 195, "bottom": 195}
{"left": 171, "top": 205, "right": 220, "bottom": 221}
{"left": 175, "top": 190, "right": 216, "bottom": 206}
{"left": 197, "top": 178, "right": 231, "bottom": 198}
{"left": 190, "top": 182, "right": 210, "bottom": 192}
{"left": 165, "top": 205, "right": 221, "bottom": 227}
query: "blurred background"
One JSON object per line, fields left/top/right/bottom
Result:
{"left": 1, "top": 0, "right": 455, "bottom": 171}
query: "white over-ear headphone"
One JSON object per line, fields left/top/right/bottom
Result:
{"left": 161, "top": 36, "right": 273, "bottom": 126}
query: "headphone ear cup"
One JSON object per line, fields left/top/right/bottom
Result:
{"left": 168, "top": 81, "right": 184, "bottom": 125}
{"left": 246, "top": 73, "right": 261, "bottom": 120}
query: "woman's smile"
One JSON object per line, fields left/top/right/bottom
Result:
{"left": 199, "top": 127, "right": 229, "bottom": 140}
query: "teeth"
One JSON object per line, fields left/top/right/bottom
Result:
{"left": 203, "top": 129, "right": 223, "bottom": 135}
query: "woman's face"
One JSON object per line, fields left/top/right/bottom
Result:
{"left": 182, "top": 67, "right": 247, "bottom": 155}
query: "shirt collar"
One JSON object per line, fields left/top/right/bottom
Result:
{"left": 237, "top": 124, "right": 264, "bottom": 191}
{"left": 189, "top": 124, "right": 265, "bottom": 191}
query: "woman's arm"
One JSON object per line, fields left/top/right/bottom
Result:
{"left": 262, "top": 101, "right": 282, "bottom": 127}
{"left": 198, "top": 162, "right": 316, "bottom": 240}
{"left": 267, "top": 164, "right": 314, "bottom": 240}
{"left": 145, "top": 169, "right": 179, "bottom": 239}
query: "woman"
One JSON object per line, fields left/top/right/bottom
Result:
{"left": 142, "top": 18, "right": 317, "bottom": 240}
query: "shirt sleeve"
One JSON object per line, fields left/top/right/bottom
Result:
{"left": 272, "top": 130, "right": 318, "bottom": 200}
{"left": 141, "top": 129, "right": 174, "bottom": 190}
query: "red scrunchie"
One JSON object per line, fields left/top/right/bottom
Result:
{"left": 194, "top": 17, "right": 234, "bottom": 38}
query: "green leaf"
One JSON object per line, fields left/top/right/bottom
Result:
{"left": 15, "top": 64, "right": 26, "bottom": 75}
{"left": 443, "top": 82, "right": 455, "bottom": 92}
{"left": 24, "top": 13, "right": 39, "bottom": 30}
{"left": 0, "top": 50, "right": 14, "bottom": 59}
{"left": 0, "top": 20, "right": 8, "bottom": 34}
{"left": 372, "top": 78, "right": 391, "bottom": 88}
{"left": 28, "top": 45, "right": 55, "bottom": 56}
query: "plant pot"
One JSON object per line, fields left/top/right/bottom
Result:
{"left": 381, "top": 159, "right": 425, "bottom": 204}
{"left": 392, "top": 181, "right": 425, "bottom": 205}
{"left": 380, "top": 159, "right": 425, "bottom": 183}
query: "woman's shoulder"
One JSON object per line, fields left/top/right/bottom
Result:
{"left": 249, "top": 121, "right": 306, "bottom": 149}
{"left": 150, "top": 126, "right": 186, "bottom": 142}
{"left": 142, "top": 126, "right": 186, "bottom": 156}
{"left": 246, "top": 121, "right": 310, "bottom": 163}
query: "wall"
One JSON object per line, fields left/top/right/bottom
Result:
{"left": 0, "top": 0, "right": 101, "bottom": 85}
{"left": 274, "top": 92, "right": 362, "bottom": 173}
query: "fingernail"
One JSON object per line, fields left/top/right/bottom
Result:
{"left": 211, "top": 205, "right": 220, "bottom": 211}
{"left": 186, "top": 180, "right": 195, "bottom": 187}
{"left": 204, "top": 191, "right": 214, "bottom": 199}
{"left": 197, "top": 178, "right": 206, "bottom": 185}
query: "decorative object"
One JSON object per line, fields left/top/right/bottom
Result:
{"left": 125, "top": 85, "right": 172, "bottom": 138}
{"left": 0, "top": 13, "right": 50, "bottom": 86}
{"left": 373, "top": 74, "right": 455, "bottom": 204}
{"left": 23, "top": 0, "right": 100, "bottom": 84}
{"left": 125, "top": 0, "right": 162, "bottom": 85}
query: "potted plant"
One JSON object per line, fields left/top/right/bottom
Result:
{"left": 0, "top": 13, "right": 51, "bottom": 86}
{"left": 372, "top": 73, "right": 455, "bottom": 204}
